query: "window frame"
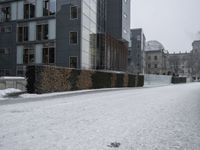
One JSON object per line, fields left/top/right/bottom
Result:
{"left": 43, "top": 0, "right": 56, "bottom": 16}
{"left": 23, "top": 1, "right": 36, "bottom": 19}
{"left": 0, "top": 5, "right": 11, "bottom": 22}
{"left": 69, "top": 56, "right": 78, "bottom": 68}
{"left": 23, "top": 48, "right": 35, "bottom": 64}
{"left": 69, "top": 31, "right": 78, "bottom": 45}
{"left": 17, "top": 25, "right": 29, "bottom": 42}
{"left": 70, "top": 5, "right": 78, "bottom": 20}
{"left": 36, "top": 23, "right": 49, "bottom": 41}
{"left": 42, "top": 46, "right": 55, "bottom": 64}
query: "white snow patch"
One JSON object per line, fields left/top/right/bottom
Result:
{"left": 0, "top": 88, "right": 21, "bottom": 100}
{"left": 0, "top": 76, "right": 25, "bottom": 80}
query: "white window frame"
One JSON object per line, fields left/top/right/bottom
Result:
{"left": 69, "top": 56, "right": 78, "bottom": 68}
{"left": 69, "top": 31, "right": 78, "bottom": 45}
{"left": 70, "top": 5, "right": 78, "bottom": 20}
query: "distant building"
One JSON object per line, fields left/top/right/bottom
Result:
{"left": 190, "top": 40, "right": 200, "bottom": 79}
{"left": 145, "top": 40, "right": 169, "bottom": 75}
{"left": 168, "top": 52, "right": 191, "bottom": 77}
{"left": 128, "top": 28, "right": 146, "bottom": 74}
{"left": 0, "top": 0, "right": 130, "bottom": 76}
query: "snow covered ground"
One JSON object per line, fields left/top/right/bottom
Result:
{"left": 0, "top": 83, "right": 200, "bottom": 150}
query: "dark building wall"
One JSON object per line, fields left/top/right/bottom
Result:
{"left": 106, "top": 0, "right": 122, "bottom": 40}
{"left": 105, "top": 0, "right": 130, "bottom": 42}
{"left": 0, "top": 22, "right": 17, "bottom": 76}
{"left": 56, "top": 0, "right": 81, "bottom": 68}
{"left": 97, "top": 0, "right": 106, "bottom": 33}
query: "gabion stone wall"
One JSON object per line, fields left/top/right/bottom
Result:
{"left": 26, "top": 65, "right": 144, "bottom": 94}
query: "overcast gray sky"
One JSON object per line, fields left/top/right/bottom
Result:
{"left": 131, "top": 0, "right": 200, "bottom": 52}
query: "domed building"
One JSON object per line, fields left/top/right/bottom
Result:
{"left": 145, "top": 40, "right": 165, "bottom": 51}
{"left": 145, "top": 40, "right": 169, "bottom": 75}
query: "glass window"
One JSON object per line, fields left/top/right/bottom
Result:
{"left": 70, "top": 32, "right": 78, "bottom": 44}
{"left": 36, "top": 25, "right": 42, "bottom": 40}
{"left": 148, "top": 64, "right": 151, "bottom": 68}
{"left": 42, "top": 47, "right": 55, "bottom": 64}
{"left": 23, "top": 48, "right": 34, "bottom": 64}
{"left": 17, "top": 25, "right": 29, "bottom": 42}
{"left": 18, "top": 27, "right": 23, "bottom": 42}
{"left": 49, "top": 48, "right": 55, "bottom": 63}
{"left": 70, "top": 6, "right": 78, "bottom": 19}
{"left": 43, "top": 0, "right": 56, "bottom": 16}
{"left": 155, "top": 64, "right": 157, "bottom": 68}
{"left": 24, "top": 0, "right": 36, "bottom": 19}
{"left": 0, "top": 6, "right": 11, "bottom": 22}
{"left": 24, "top": 26, "right": 29, "bottom": 41}
{"left": 43, "top": 24, "right": 48, "bottom": 40}
{"left": 154, "top": 56, "right": 158, "bottom": 60}
{"left": 36, "top": 24, "right": 48, "bottom": 40}
{"left": 43, "top": 48, "right": 48, "bottom": 63}
{"left": 69, "top": 56, "right": 78, "bottom": 68}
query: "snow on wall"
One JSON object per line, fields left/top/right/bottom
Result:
{"left": 0, "top": 77, "right": 26, "bottom": 91}
{"left": 144, "top": 74, "right": 172, "bottom": 86}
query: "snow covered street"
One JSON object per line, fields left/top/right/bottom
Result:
{"left": 0, "top": 83, "right": 200, "bottom": 150}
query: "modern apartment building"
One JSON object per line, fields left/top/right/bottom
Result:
{"left": 0, "top": 0, "right": 130, "bottom": 76}
{"left": 128, "top": 28, "right": 146, "bottom": 74}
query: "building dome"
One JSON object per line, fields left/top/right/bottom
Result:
{"left": 145, "top": 40, "right": 165, "bottom": 51}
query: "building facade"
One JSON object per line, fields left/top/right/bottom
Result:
{"left": 128, "top": 28, "right": 146, "bottom": 74}
{"left": 168, "top": 52, "right": 191, "bottom": 77}
{"left": 190, "top": 40, "right": 200, "bottom": 79}
{"left": 145, "top": 41, "right": 169, "bottom": 75}
{"left": 106, "top": 0, "right": 130, "bottom": 43}
{"left": 0, "top": 0, "right": 130, "bottom": 76}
